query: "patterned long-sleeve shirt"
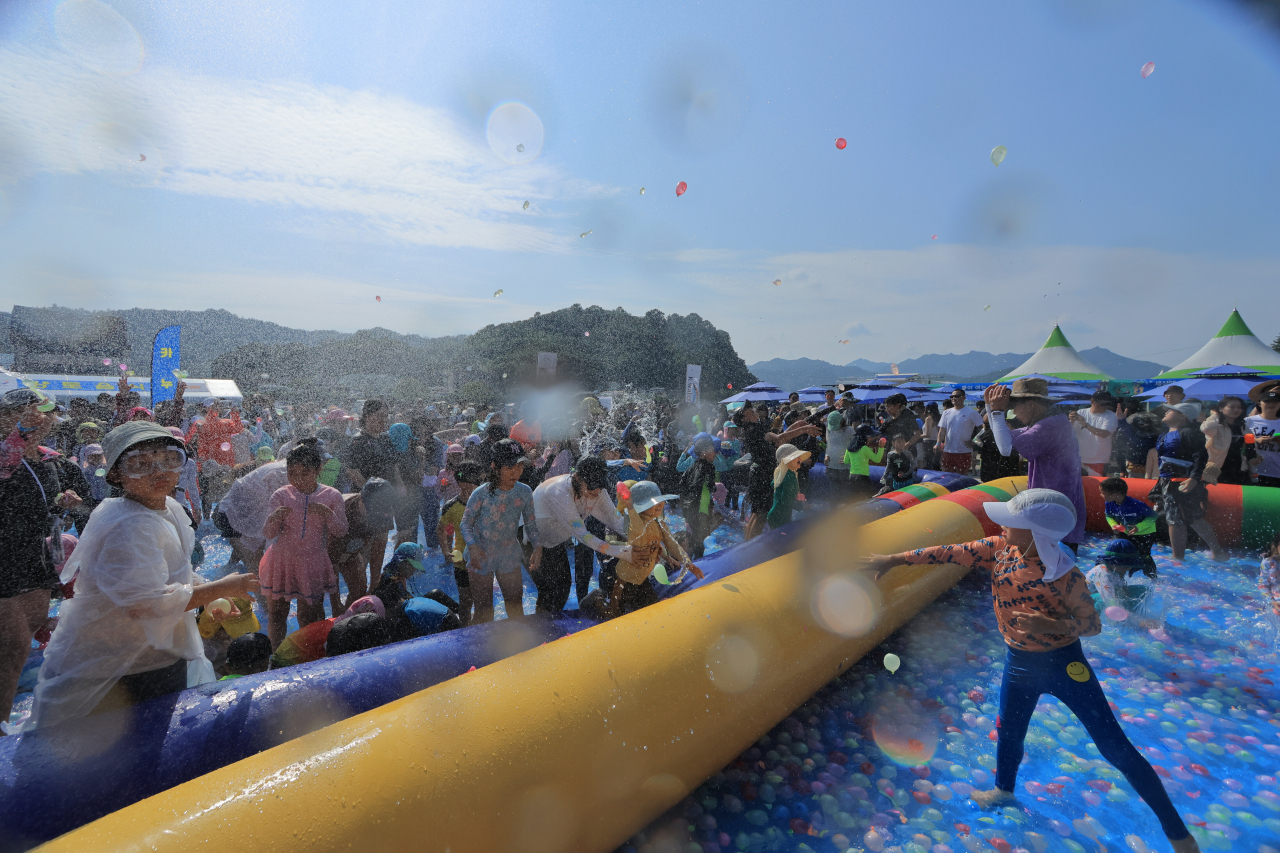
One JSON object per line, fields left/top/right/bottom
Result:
{"left": 902, "top": 536, "right": 1101, "bottom": 652}
{"left": 459, "top": 481, "right": 539, "bottom": 575}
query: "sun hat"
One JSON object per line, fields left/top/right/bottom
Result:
{"left": 629, "top": 480, "right": 679, "bottom": 513}
{"left": 1249, "top": 379, "right": 1280, "bottom": 404}
{"left": 984, "top": 488, "right": 1078, "bottom": 582}
{"left": 773, "top": 443, "right": 811, "bottom": 487}
{"left": 101, "top": 421, "right": 184, "bottom": 472}
{"left": 574, "top": 456, "right": 611, "bottom": 490}
{"left": 1166, "top": 402, "right": 1200, "bottom": 423}
{"left": 1008, "top": 377, "right": 1055, "bottom": 402}
{"left": 1, "top": 388, "right": 54, "bottom": 414}
{"left": 82, "top": 443, "right": 103, "bottom": 458}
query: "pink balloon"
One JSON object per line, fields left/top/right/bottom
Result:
{"left": 675, "top": 181, "right": 687, "bottom": 197}
{"left": 375, "top": 295, "right": 381, "bottom": 302}
{"left": 931, "top": 234, "right": 937, "bottom": 240}
{"left": 102, "top": 358, "right": 112, "bottom": 366}
{"left": 220, "top": 442, "right": 231, "bottom": 452}
{"left": 118, "top": 363, "right": 128, "bottom": 371}
{"left": 1105, "top": 605, "right": 1129, "bottom": 621}
{"left": 1141, "top": 62, "right": 1155, "bottom": 79}
{"left": 835, "top": 137, "right": 847, "bottom": 150}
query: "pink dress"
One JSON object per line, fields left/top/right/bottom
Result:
{"left": 259, "top": 484, "right": 349, "bottom": 603}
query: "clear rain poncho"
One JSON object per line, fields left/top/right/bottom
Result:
{"left": 26, "top": 497, "right": 214, "bottom": 731}
{"left": 217, "top": 460, "right": 289, "bottom": 552}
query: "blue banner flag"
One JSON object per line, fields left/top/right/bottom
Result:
{"left": 150, "top": 325, "right": 182, "bottom": 405}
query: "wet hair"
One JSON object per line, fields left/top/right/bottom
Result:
{"left": 693, "top": 436, "right": 716, "bottom": 457}
{"left": 325, "top": 614, "right": 390, "bottom": 657}
{"left": 286, "top": 442, "right": 324, "bottom": 471}
{"left": 226, "top": 632, "right": 272, "bottom": 673}
{"left": 1100, "top": 477, "right": 1128, "bottom": 497}
{"left": 453, "top": 460, "right": 485, "bottom": 486}
{"left": 484, "top": 423, "right": 509, "bottom": 442}
{"left": 359, "top": 399, "right": 388, "bottom": 428}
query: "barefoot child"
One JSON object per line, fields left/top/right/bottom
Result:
{"left": 864, "top": 489, "right": 1199, "bottom": 853}
{"left": 460, "top": 439, "right": 542, "bottom": 622}
{"left": 260, "top": 442, "right": 349, "bottom": 648}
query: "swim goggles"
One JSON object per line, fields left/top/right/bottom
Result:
{"left": 119, "top": 446, "right": 188, "bottom": 478}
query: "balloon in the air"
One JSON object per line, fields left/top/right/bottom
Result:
{"left": 1105, "top": 606, "right": 1129, "bottom": 621}
{"left": 1141, "top": 62, "right": 1155, "bottom": 79}
{"left": 772, "top": 279, "right": 781, "bottom": 286}
{"left": 103, "top": 358, "right": 112, "bottom": 366}
{"left": 639, "top": 187, "right": 645, "bottom": 195}
{"left": 220, "top": 442, "right": 231, "bottom": 452}
{"left": 522, "top": 200, "right": 529, "bottom": 210}
{"left": 727, "top": 383, "right": 733, "bottom": 390}
{"left": 580, "top": 230, "right": 592, "bottom": 238}
{"left": 884, "top": 653, "right": 901, "bottom": 674}
{"left": 375, "top": 295, "right": 381, "bottom": 302}
{"left": 983, "top": 305, "right": 991, "bottom": 311}
{"left": 990, "top": 145, "right": 1007, "bottom": 166}
{"left": 835, "top": 137, "right": 847, "bottom": 149}
{"left": 675, "top": 181, "right": 687, "bottom": 197}
{"left": 494, "top": 289, "right": 503, "bottom": 297}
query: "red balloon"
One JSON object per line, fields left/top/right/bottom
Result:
{"left": 931, "top": 235, "right": 937, "bottom": 240}
{"left": 675, "top": 181, "right": 687, "bottom": 197}
{"left": 375, "top": 295, "right": 381, "bottom": 302}
{"left": 727, "top": 383, "right": 733, "bottom": 389}
{"left": 835, "top": 137, "right": 847, "bottom": 149}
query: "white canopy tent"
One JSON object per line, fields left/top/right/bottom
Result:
{"left": 1157, "top": 310, "right": 1280, "bottom": 378}
{"left": 999, "top": 326, "right": 1112, "bottom": 382}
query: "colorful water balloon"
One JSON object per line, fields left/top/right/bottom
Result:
{"left": 494, "top": 289, "right": 504, "bottom": 297}
{"left": 639, "top": 187, "right": 645, "bottom": 195}
{"left": 1105, "top": 605, "right": 1129, "bottom": 621}
{"left": 102, "top": 358, "right": 112, "bottom": 366}
{"left": 1141, "top": 61, "right": 1155, "bottom": 79}
{"left": 727, "top": 383, "right": 733, "bottom": 390}
{"left": 94, "top": 468, "right": 106, "bottom": 477}
{"left": 675, "top": 181, "right": 687, "bottom": 197}
{"left": 375, "top": 295, "right": 381, "bottom": 302}
{"left": 990, "top": 145, "right": 1007, "bottom": 166}
{"left": 584, "top": 331, "right": 590, "bottom": 336}
{"left": 502, "top": 373, "right": 508, "bottom": 379}
{"left": 653, "top": 564, "right": 674, "bottom": 585}
{"left": 839, "top": 339, "right": 850, "bottom": 345}
{"left": 125, "top": 370, "right": 135, "bottom": 377}
{"left": 983, "top": 305, "right": 992, "bottom": 311}
{"left": 835, "top": 137, "right": 847, "bottom": 149}
{"left": 118, "top": 363, "right": 128, "bottom": 371}
{"left": 884, "top": 653, "right": 901, "bottom": 673}
{"left": 522, "top": 200, "right": 529, "bottom": 210}
{"left": 772, "top": 279, "right": 781, "bottom": 286}
{"left": 220, "top": 442, "right": 231, "bottom": 452}
{"left": 932, "top": 235, "right": 937, "bottom": 240}
{"left": 580, "top": 230, "right": 592, "bottom": 238}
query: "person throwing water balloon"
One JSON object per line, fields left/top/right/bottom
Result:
{"left": 864, "top": 489, "right": 1200, "bottom": 853}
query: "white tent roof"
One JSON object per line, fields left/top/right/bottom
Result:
{"left": 999, "top": 326, "right": 1112, "bottom": 381}
{"left": 1158, "top": 310, "right": 1280, "bottom": 378}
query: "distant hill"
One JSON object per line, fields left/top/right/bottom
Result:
{"left": 750, "top": 347, "right": 1168, "bottom": 389}
{"left": 1, "top": 303, "right": 756, "bottom": 405}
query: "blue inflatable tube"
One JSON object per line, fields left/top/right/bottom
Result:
{"left": 0, "top": 469, "right": 977, "bottom": 851}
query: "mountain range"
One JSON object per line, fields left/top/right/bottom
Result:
{"left": 749, "top": 348, "right": 1168, "bottom": 389}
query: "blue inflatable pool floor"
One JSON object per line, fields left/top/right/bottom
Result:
{"left": 622, "top": 538, "right": 1280, "bottom": 853}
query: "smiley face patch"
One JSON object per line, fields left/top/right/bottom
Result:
{"left": 1066, "top": 661, "right": 1091, "bottom": 683}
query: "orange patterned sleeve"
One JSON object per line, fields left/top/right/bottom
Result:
{"left": 901, "top": 537, "right": 1004, "bottom": 573}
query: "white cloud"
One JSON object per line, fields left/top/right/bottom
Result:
{"left": 0, "top": 46, "right": 600, "bottom": 252}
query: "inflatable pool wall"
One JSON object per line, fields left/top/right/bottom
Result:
{"left": 38, "top": 476, "right": 1018, "bottom": 853}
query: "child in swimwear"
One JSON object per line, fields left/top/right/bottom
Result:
{"left": 865, "top": 489, "right": 1200, "bottom": 853}
{"left": 605, "top": 480, "right": 704, "bottom": 617}
{"left": 460, "top": 439, "right": 541, "bottom": 622}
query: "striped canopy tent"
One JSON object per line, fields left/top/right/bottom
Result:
{"left": 998, "top": 326, "right": 1112, "bottom": 382}
{"left": 1156, "top": 310, "right": 1280, "bottom": 379}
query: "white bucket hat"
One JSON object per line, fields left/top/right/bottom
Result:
{"left": 984, "top": 488, "right": 1078, "bottom": 582}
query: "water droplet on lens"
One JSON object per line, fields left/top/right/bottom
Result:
{"left": 516, "top": 143, "right": 525, "bottom": 152}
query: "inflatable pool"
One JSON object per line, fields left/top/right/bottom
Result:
{"left": 0, "top": 470, "right": 984, "bottom": 851}
{"left": 18, "top": 476, "right": 1280, "bottom": 851}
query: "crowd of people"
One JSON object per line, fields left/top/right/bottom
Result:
{"left": 2, "top": 371, "right": 1279, "bottom": 753}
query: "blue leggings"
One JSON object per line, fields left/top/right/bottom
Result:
{"left": 996, "top": 641, "right": 1188, "bottom": 841}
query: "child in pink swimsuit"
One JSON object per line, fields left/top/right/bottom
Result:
{"left": 260, "top": 441, "right": 349, "bottom": 647}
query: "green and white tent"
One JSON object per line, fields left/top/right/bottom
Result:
{"left": 1156, "top": 310, "right": 1280, "bottom": 379}
{"left": 999, "top": 326, "right": 1112, "bottom": 382}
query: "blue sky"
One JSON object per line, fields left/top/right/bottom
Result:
{"left": 1, "top": 0, "right": 1279, "bottom": 368}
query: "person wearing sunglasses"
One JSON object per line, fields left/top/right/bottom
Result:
{"left": 24, "top": 421, "right": 258, "bottom": 731}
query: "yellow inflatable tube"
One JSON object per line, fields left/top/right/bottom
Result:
{"left": 42, "top": 480, "right": 1016, "bottom": 853}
